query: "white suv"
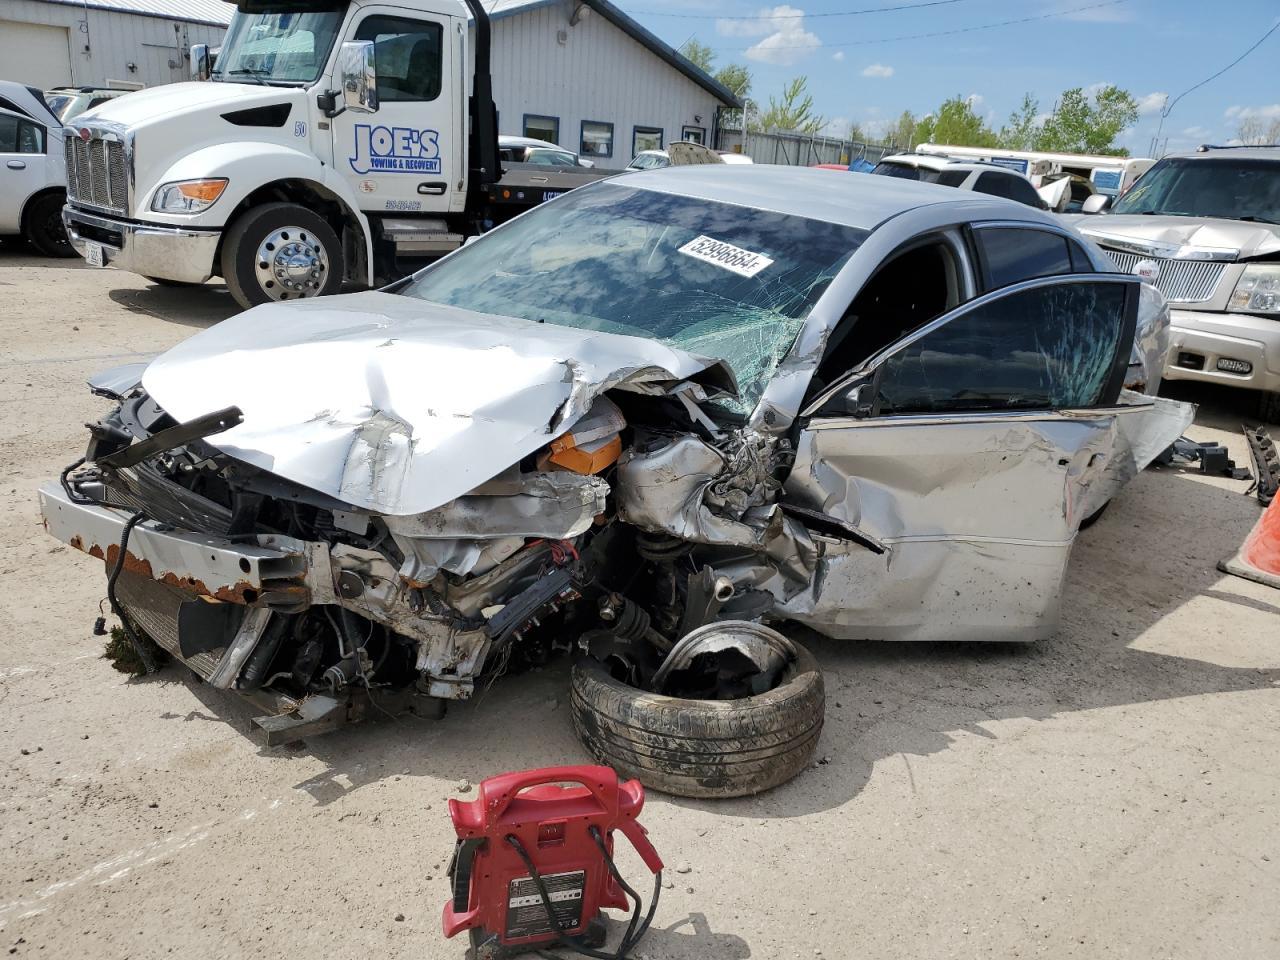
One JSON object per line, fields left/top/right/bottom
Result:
{"left": 872, "top": 154, "right": 1047, "bottom": 209}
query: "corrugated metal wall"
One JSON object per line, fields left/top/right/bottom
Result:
{"left": 1, "top": 0, "right": 226, "bottom": 89}
{"left": 489, "top": 4, "right": 722, "bottom": 166}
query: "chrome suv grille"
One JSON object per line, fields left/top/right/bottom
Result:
{"left": 64, "top": 133, "right": 128, "bottom": 214}
{"left": 1101, "top": 248, "right": 1226, "bottom": 303}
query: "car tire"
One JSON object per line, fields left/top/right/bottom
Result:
{"left": 143, "top": 276, "right": 203, "bottom": 288}
{"left": 570, "top": 641, "right": 825, "bottom": 799}
{"left": 24, "top": 193, "right": 75, "bottom": 258}
{"left": 1257, "top": 390, "right": 1280, "bottom": 427}
{"left": 221, "top": 202, "right": 341, "bottom": 310}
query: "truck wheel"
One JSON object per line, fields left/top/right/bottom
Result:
{"left": 24, "top": 193, "right": 75, "bottom": 258}
{"left": 570, "top": 641, "right": 825, "bottom": 799}
{"left": 221, "top": 203, "right": 341, "bottom": 309}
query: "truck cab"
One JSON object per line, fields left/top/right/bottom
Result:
{"left": 60, "top": 0, "right": 510, "bottom": 309}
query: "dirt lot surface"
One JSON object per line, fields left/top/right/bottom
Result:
{"left": 2, "top": 246, "right": 1279, "bottom": 960}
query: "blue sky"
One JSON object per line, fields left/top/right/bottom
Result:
{"left": 620, "top": 0, "right": 1280, "bottom": 155}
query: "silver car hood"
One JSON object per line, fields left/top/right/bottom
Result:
{"left": 1069, "top": 214, "right": 1280, "bottom": 260}
{"left": 142, "top": 292, "right": 730, "bottom": 516}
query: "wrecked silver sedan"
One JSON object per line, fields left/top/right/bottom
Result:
{"left": 40, "top": 167, "right": 1191, "bottom": 797}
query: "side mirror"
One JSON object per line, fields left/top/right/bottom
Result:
{"left": 1081, "top": 194, "right": 1111, "bottom": 215}
{"left": 191, "top": 43, "right": 211, "bottom": 82}
{"left": 338, "top": 40, "right": 378, "bottom": 114}
{"left": 834, "top": 377, "right": 877, "bottom": 418}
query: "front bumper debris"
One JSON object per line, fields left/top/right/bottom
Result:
{"left": 62, "top": 205, "right": 221, "bottom": 285}
{"left": 40, "top": 481, "right": 308, "bottom": 605}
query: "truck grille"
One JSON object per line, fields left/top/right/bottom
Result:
{"left": 1101, "top": 249, "right": 1225, "bottom": 303}
{"left": 64, "top": 133, "right": 128, "bottom": 214}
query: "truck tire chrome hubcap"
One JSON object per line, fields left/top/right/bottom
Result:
{"left": 255, "top": 227, "right": 328, "bottom": 300}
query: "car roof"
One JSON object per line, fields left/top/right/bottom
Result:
{"left": 1168, "top": 145, "right": 1280, "bottom": 162}
{"left": 499, "top": 135, "right": 570, "bottom": 151}
{"left": 612, "top": 164, "right": 1057, "bottom": 231}
{"left": 879, "top": 153, "right": 1020, "bottom": 175}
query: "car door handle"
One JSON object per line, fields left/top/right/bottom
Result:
{"left": 417, "top": 181, "right": 447, "bottom": 195}
{"left": 6, "top": 160, "right": 25, "bottom": 170}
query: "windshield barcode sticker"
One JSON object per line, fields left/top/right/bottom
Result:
{"left": 678, "top": 235, "right": 774, "bottom": 277}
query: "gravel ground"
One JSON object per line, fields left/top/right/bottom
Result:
{"left": 2, "top": 246, "right": 1278, "bottom": 960}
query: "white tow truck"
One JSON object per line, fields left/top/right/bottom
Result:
{"left": 60, "top": 0, "right": 604, "bottom": 309}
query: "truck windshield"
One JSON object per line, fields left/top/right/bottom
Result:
{"left": 399, "top": 183, "right": 866, "bottom": 415}
{"left": 1111, "top": 157, "right": 1280, "bottom": 224}
{"left": 212, "top": 7, "right": 345, "bottom": 85}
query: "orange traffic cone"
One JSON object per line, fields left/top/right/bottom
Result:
{"left": 1218, "top": 494, "right": 1280, "bottom": 589}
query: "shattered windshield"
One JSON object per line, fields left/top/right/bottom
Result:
{"left": 1111, "top": 158, "right": 1280, "bottom": 224}
{"left": 400, "top": 183, "right": 866, "bottom": 414}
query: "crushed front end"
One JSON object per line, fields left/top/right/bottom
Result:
{"left": 43, "top": 348, "right": 822, "bottom": 744}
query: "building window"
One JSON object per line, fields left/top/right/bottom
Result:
{"left": 681, "top": 125, "right": 705, "bottom": 145}
{"left": 354, "top": 15, "right": 443, "bottom": 102}
{"left": 633, "top": 126, "right": 663, "bottom": 156}
{"left": 581, "top": 120, "right": 613, "bottom": 159}
{"left": 523, "top": 114, "right": 559, "bottom": 144}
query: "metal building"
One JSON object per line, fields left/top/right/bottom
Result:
{"left": 0, "top": 0, "right": 229, "bottom": 91}
{"left": 486, "top": 0, "right": 741, "bottom": 163}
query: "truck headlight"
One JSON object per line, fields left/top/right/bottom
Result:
{"left": 151, "top": 179, "right": 228, "bottom": 213}
{"left": 1228, "top": 264, "right": 1280, "bottom": 315}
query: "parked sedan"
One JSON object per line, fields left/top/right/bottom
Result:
{"left": 498, "top": 135, "right": 594, "bottom": 168}
{"left": 40, "top": 168, "right": 1190, "bottom": 797}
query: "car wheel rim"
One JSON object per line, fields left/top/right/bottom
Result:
{"left": 253, "top": 226, "right": 329, "bottom": 301}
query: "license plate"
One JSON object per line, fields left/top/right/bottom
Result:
{"left": 541, "top": 190, "right": 564, "bottom": 202}
{"left": 84, "top": 241, "right": 104, "bottom": 267}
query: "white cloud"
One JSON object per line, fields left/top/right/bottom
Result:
{"left": 717, "top": 6, "right": 821, "bottom": 65}
{"left": 831, "top": 51, "right": 844, "bottom": 62}
{"left": 1226, "top": 103, "right": 1280, "bottom": 121}
{"left": 1083, "top": 81, "right": 1109, "bottom": 98}
{"left": 1181, "top": 126, "right": 1210, "bottom": 139}
{"left": 966, "top": 93, "right": 984, "bottom": 109}
{"left": 861, "top": 63, "right": 893, "bottom": 78}
{"left": 1136, "top": 92, "right": 1167, "bottom": 115}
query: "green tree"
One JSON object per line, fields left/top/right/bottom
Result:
{"left": 1238, "top": 115, "right": 1280, "bottom": 145}
{"left": 679, "top": 38, "right": 716, "bottom": 73}
{"left": 884, "top": 110, "right": 918, "bottom": 149}
{"left": 999, "top": 93, "right": 1041, "bottom": 151}
{"left": 914, "top": 96, "right": 997, "bottom": 147}
{"left": 715, "top": 62, "right": 751, "bottom": 101}
{"left": 1037, "top": 85, "right": 1137, "bottom": 155}
{"left": 847, "top": 122, "right": 868, "bottom": 143}
{"left": 759, "top": 76, "right": 823, "bottom": 134}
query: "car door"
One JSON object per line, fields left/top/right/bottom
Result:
{"left": 333, "top": 6, "right": 457, "bottom": 215}
{"left": 780, "top": 274, "right": 1141, "bottom": 643}
{"left": 0, "top": 109, "right": 49, "bottom": 233}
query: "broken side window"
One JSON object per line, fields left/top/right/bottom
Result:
{"left": 874, "top": 280, "right": 1131, "bottom": 415}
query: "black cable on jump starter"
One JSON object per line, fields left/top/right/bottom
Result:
{"left": 106, "top": 511, "right": 158, "bottom": 675}
{"left": 504, "top": 831, "right": 662, "bottom": 960}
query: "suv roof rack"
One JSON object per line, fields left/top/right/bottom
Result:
{"left": 1196, "top": 143, "right": 1280, "bottom": 152}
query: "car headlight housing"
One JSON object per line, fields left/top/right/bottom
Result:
{"left": 151, "top": 179, "right": 228, "bottom": 214}
{"left": 1228, "top": 264, "right": 1280, "bottom": 315}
